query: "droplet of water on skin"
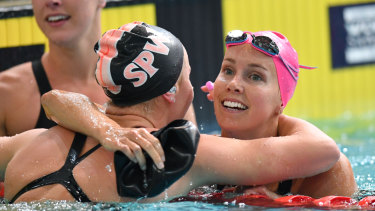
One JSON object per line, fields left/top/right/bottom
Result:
{"left": 105, "top": 164, "right": 112, "bottom": 172}
{"left": 164, "top": 190, "right": 168, "bottom": 200}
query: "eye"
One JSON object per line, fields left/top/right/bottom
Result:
{"left": 249, "top": 73, "right": 262, "bottom": 81}
{"left": 223, "top": 68, "right": 234, "bottom": 75}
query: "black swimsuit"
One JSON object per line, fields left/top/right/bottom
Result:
{"left": 31, "top": 59, "right": 57, "bottom": 129}
{"left": 276, "top": 179, "right": 292, "bottom": 195}
{"left": 9, "top": 133, "right": 101, "bottom": 203}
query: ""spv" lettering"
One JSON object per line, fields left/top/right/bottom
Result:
{"left": 124, "top": 37, "right": 169, "bottom": 87}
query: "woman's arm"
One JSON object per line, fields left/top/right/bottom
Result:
{"left": 42, "top": 90, "right": 339, "bottom": 188}
{"left": 146, "top": 116, "right": 340, "bottom": 200}
{"left": 191, "top": 116, "right": 339, "bottom": 187}
{"left": 41, "top": 90, "right": 165, "bottom": 170}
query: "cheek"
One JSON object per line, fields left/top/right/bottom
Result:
{"left": 213, "top": 78, "right": 227, "bottom": 97}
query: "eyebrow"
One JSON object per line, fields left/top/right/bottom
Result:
{"left": 224, "top": 57, "right": 269, "bottom": 72}
{"left": 223, "top": 58, "right": 236, "bottom": 64}
{"left": 247, "top": 63, "right": 268, "bottom": 72}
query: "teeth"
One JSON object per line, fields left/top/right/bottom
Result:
{"left": 47, "top": 15, "right": 68, "bottom": 22}
{"left": 223, "top": 101, "right": 248, "bottom": 110}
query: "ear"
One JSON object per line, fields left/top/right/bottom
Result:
{"left": 279, "top": 104, "right": 285, "bottom": 114}
{"left": 274, "top": 102, "right": 284, "bottom": 115}
{"left": 162, "top": 92, "right": 176, "bottom": 103}
{"left": 99, "top": 0, "right": 106, "bottom": 8}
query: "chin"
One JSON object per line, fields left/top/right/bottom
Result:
{"left": 218, "top": 122, "right": 243, "bottom": 132}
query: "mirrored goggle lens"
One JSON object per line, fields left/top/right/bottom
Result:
{"left": 225, "top": 30, "right": 248, "bottom": 44}
{"left": 251, "top": 35, "right": 279, "bottom": 55}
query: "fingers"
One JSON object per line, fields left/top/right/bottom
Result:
{"left": 130, "top": 129, "right": 165, "bottom": 170}
{"left": 206, "top": 93, "right": 213, "bottom": 101}
{"left": 100, "top": 128, "right": 165, "bottom": 171}
{"left": 205, "top": 81, "right": 214, "bottom": 91}
{"left": 200, "top": 85, "right": 209, "bottom": 92}
{"left": 201, "top": 81, "right": 214, "bottom": 102}
{"left": 113, "top": 138, "right": 151, "bottom": 171}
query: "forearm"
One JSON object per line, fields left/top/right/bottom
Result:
{"left": 41, "top": 90, "right": 165, "bottom": 169}
{"left": 41, "top": 90, "right": 120, "bottom": 143}
{"left": 193, "top": 132, "right": 339, "bottom": 187}
{"left": 277, "top": 115, "right": 340, "bottom": 177}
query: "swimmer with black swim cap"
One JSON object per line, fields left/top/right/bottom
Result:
{"left": 93, "top": 21, "right": 199, "bottom": 198}
{"left": 94, "top": 21, "right": 185, "bottom": 106}
{"left": 0, "top": 21, "right": 200, "bottom": 203}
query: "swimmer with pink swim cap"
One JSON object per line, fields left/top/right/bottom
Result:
{"left": 203, "top": 30, "right": 315, "bottom": 107}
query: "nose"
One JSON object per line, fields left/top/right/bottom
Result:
{"left": 226, "top": 77, "right": 244, "bottom": 93}
{"left": 46, "top": 0, "right": 62, "bottom": 8}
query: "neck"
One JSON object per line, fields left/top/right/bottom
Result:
{"left": 108, "top": 114, "right": 156, "bottom": 129}
{"left": 221, "top": 118, "right": 279, "bottom": 140}
{"left": 105, "top": 102, "right": 170, "bottom": 129}
{"left": 44, "top": 15, "right": 102, "bottom": 80}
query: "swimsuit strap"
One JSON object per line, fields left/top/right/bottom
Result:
{"left": 31, "top": 59, "right": 57, "bottom": 129}
{"left": 32, "top": 60, "right": 52, "bottom": 95}
{"left": 276, "top": 179, "right": 293, "bottom": 195}
{"left": 9, "top": 133, "right": 101, "bottom": 203}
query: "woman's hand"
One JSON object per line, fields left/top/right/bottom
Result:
{"left": 41, "top": 90, "right": 165, "bottom": 171}
{"left": 101, "top": 127, "right": 165, "bottom": 171}
{"left": 200, "top": 81, "right": 214, "bottom": 101}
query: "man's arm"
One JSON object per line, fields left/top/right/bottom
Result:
{"left": 41, "top": 90, "right": 165, "bottom": 170}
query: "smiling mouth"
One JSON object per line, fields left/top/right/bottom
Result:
{"left": 222, "top": 100, "right": 248, "bottom": 110}
{"left": 46, "top": 15, "right": 70, "bottom": 22}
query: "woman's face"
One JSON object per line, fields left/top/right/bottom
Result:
{"left": 32, "top": 0, "right": 105, "bottom": 45}
{"left": 213, "top": 44, "right": 282, "bottom": 137}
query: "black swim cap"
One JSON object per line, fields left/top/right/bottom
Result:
{"left": 94, "top": 22, "right": 184, "bottom": 106}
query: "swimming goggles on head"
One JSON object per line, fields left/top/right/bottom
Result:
{"left": 225, "top": 30, "right": 315, "bottom": 81}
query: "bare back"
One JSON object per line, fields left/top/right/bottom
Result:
{"left": 4, "top": 126, "right": 121, "bottom": 202}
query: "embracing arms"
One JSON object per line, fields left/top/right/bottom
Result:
{"left": 42, "top": 90, "right": 340, "bottom": 189}
{"left": 41, "top": 90, "right": 165, "bottom": 170}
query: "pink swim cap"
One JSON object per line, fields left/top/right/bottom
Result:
{"left": 225, "top": 30, "right": 315, "bottom": 107}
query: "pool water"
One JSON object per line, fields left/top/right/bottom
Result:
{"left": 1, "top": 113, "right": 374, "bottom": 210}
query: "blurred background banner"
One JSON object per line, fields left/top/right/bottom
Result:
{"left": 1, "top": 0, "right": 375, "bottom": 133}
{"left": 329, "top": 3, "right": 375, "bottom": 68}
